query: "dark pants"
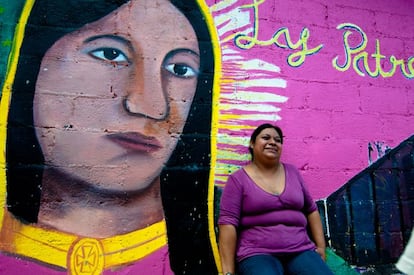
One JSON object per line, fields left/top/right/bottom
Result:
{"left": 238, "top": 250, "right": 334, "bottom": 275}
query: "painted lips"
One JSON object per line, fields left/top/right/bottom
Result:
{"left": 106, "top": 132, "right": 162, "bottom": 153}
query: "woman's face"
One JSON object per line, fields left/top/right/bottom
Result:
{"left": 251, "top": 128, "right": 283, "bottom": 162}
{"left": 33, "top": 0, "right": 200, "bottom": 192}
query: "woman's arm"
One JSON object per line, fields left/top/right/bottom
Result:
{"left": 307, "top": 210, "right": 327, "bottom": 261}
{"left": 219, "top": 224, "right": 237, "bottom": 275}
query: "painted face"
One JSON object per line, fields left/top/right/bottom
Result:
{"left": 251, "top": 128, "right": 283, "bottom": 161}
{"left": 33, "top": 0, "right": 200, "bottom": 192}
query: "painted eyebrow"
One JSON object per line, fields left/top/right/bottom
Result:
{"left": 164, "top": 48, "right": 200, "bottom": 60}
{"left": 83, "top": 34, "right": 134, "bottom": 51}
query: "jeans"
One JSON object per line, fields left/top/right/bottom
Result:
{"left": 238, "top": 250, "right": 334, "bottom": 275}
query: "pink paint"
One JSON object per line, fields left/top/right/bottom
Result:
{"left": 0, "top": 245, "right": 172, "bottom": 274}
{"left": 207, "top": 0, "right": 414, "bottom": 198}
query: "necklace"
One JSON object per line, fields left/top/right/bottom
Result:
{"left": 0, "top": 211, "right": 167, "bottom": 274}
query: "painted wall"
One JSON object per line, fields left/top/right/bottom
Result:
{"left": 211, "top": 0, "right": 414, "bottom": 199}
{"left": 0, "top": 0, "right": 413, "bottom": 274}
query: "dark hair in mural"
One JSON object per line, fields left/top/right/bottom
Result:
{"left": 6, "top": 0, "right": 216, "bottom": 273}
{"left": 162, "top": 1, "right": 217, "bottom": 273}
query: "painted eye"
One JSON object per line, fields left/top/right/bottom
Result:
{"left": 89, "top": 47, "right": 129, "bottom": 64}
{"left": 165, "top": 63, "right": 198, "bottom": 78}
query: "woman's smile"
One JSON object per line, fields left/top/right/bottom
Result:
{"left": 265, "top": 146, "right": 278, "bottom": 152}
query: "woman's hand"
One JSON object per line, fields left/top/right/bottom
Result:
{"left": 315, "top": 246, "right": 326, "bottom": 261}
{"left": 307, "top": 210, "right": 327, "bottom": 261}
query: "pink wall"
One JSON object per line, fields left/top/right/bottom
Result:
{"left": 209, "top": 0, "right": 414, "bottom": 199}
{"left": 0, "top": 0, "right": 413, "bottom": 274}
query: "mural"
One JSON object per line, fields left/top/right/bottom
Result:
{"left": 321, "top": 136, "right": 414, "bottom": 269}
{"left": 0, "top": 0, "right": 413, "bottom": 274}
{"left": 208, "top": 0, "right": 414, "bottom": 273}
{"left": 0, "top": 0, "right": 219, "bottom": 274}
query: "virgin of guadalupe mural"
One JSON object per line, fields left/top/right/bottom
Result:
{"left": 0, "top": 0, "right": 220, "bottom": 274}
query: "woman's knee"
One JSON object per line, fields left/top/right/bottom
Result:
{"left": 238, "top": 254, "right": 283, "bottom": 275}
{"left": 287, "top": 250, "right": 333, "bottom": 275}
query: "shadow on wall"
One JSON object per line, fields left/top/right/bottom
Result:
{"left": 318, "top": 135, "right": 414, "bottom": 270}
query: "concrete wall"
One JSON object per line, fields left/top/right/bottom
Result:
{"left": 0, "top": 0, "right": 413, "bottom": 274}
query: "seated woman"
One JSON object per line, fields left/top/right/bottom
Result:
{"left": 218, "top": 123, "right": 333, "bottom": 275}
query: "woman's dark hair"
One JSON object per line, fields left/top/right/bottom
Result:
{"left": 5, "top": 0, "right": 216, "bottom": 273}
{"left": 248, "top": 123, "right": 284, "bottom": 158}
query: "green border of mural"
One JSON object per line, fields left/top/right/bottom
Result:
{"left": 0, "top": 0, "right": 24, "bottom": 93}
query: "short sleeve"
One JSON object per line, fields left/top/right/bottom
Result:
{"left": 218, "top": 171, "right": 243, "bottom": 227}
{"left": 291, "top": 164, "right": 317, "bottom": 214}
{"left": 302, "top": 183, "right": 317, "bottom": 214}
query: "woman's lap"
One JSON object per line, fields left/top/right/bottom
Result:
{"left": 238, "top": 254, "right": 283, "bottom": 275}
{"left": 238, "top": 250, "right": 333, "bottom": 275}
{"left": 286, "top": 250, "right": 333, "bottom": 274}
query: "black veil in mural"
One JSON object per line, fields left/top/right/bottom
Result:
{"left": 0, "top": 0, "right": 218, "bottom": 274}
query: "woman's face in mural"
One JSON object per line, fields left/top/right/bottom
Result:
{"left": 34, "top": 0, "right": 200, "bottom": 191}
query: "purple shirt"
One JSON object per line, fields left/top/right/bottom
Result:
{"left": 218, "top": 163, "right": 317, "bottom": 262}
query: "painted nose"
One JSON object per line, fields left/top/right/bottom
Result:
{"left": 123, "top": 60, "right": 168, "bottom": 120}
